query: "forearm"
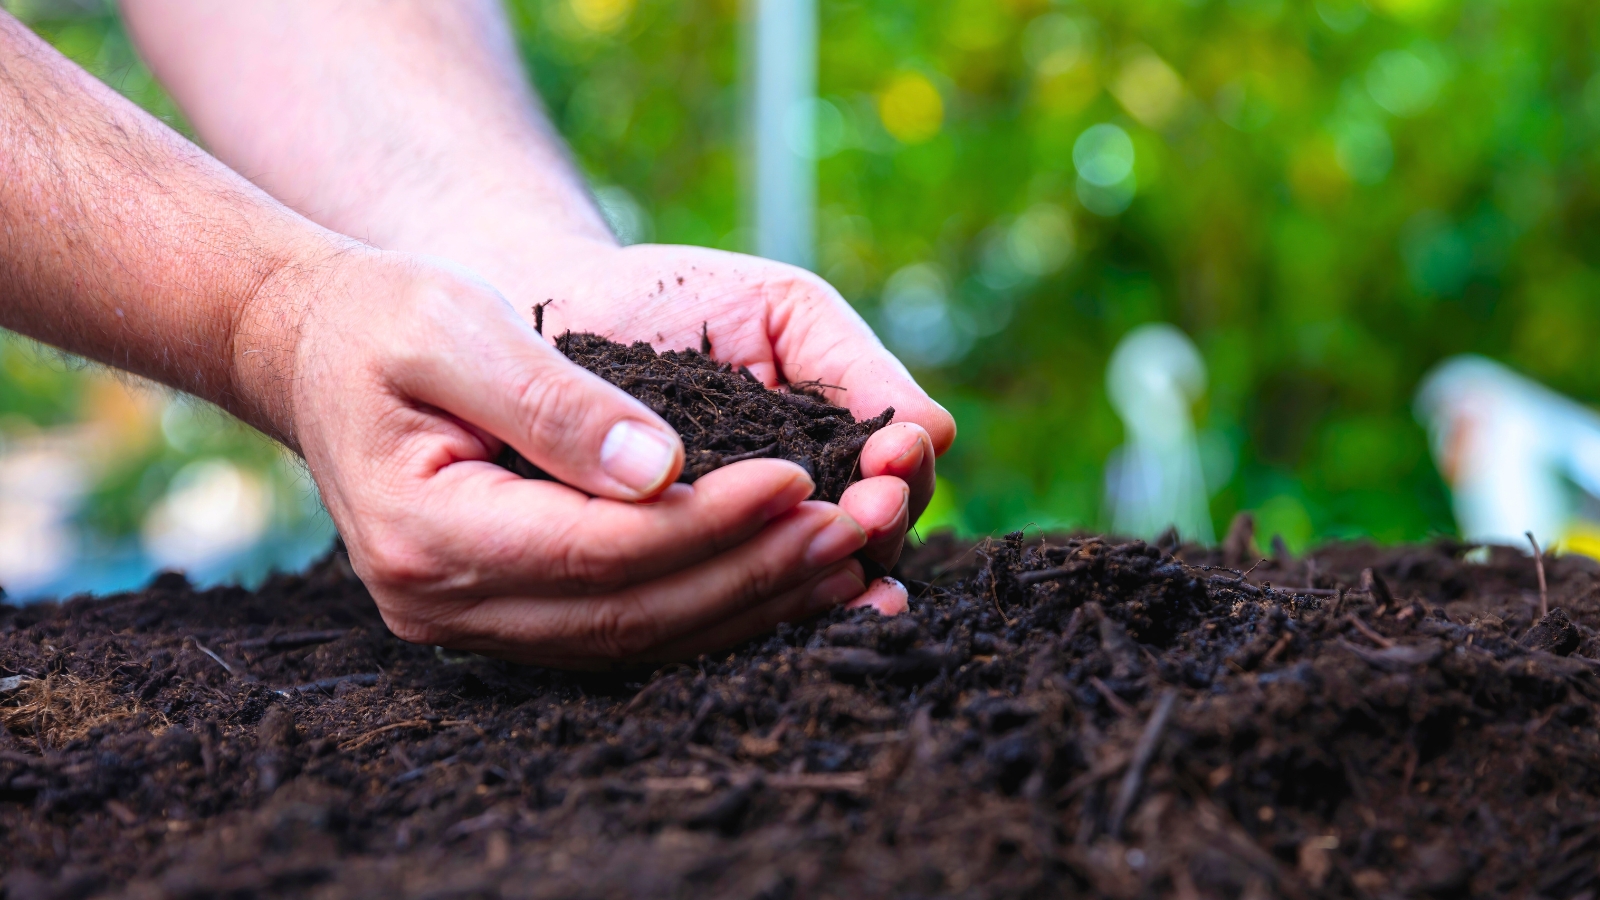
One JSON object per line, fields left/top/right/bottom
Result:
{"left": 121, "top": 0, "right": 614, "bottom": 293}
{"left": 0, "top": 12, "right": 347, "bottom": 442}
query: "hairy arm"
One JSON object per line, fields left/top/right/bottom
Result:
{"left": 120, "top": 0, "right": 611, "bottom": 292}
{"left": 0, "top": 8, "right": 875, "bottom": 661}
{"left": 124, "top": 0, "right": 956, "bottom": 584}
{"left": 0, "top": 11, "right": 335, "bottom": 442}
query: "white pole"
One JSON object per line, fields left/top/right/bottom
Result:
{"left": 749, "top": 0, "right": 817, "bottom": 269}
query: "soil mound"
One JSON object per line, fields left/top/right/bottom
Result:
{"left": 498, "top": 332, "right": 893, "bottom": 504}
{"left": 6, "top": 530, "right": 1600, "bottom": 898}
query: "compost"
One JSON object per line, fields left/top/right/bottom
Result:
{"left": 5, "top": 524, "right": 1600, "bottom": 899}
{"left": 498, "top": 332, "right": 893, "bottom": 504}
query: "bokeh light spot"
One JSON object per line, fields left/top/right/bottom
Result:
{"left": 1022, "top": 14, "right": 1092, "bottom": 75}
{"left": 1073, "top": 123, "right": 1135, "bottom": 186}
{"left": 1366, "top": 49, "right": 1442, "bottom": 117}
{"left": 879, "top": 263, "right": 971, "bottom": 367}
{"left": 878, "top": 72, "right": 944, "bottom": 144}
{"left": 1110, "top": 49, "right": 1184, "bottom": 128}
{"left": 567, "top": 0, "right": 635, "bottom": 35}
{"left": 1315, "top": 0, "right": 1369, "bottom": 32}
{"left": 1369, "top": 0, "right": 1448, "bottom": 23}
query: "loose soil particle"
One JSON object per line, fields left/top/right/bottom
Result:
{"left": 6, "top": 526, "right": 1600, "bottom": 898}
{"left": 498, "top": 332, "right": 893, "bottom": 504}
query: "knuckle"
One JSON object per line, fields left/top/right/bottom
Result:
{"left": 381, "top": 611, "right": 448, "bottom": 647}
{"left": 354, "top": 532, "right": 446, "bottom": 592}
{"left": 555, "top": 538, "right": 631, "bottom": 593}
{"left": 733, "top": 557, "right": 785, "bottom": 609}
{"left": 511, "top": 364, "right": 599, "bottom": 451}
{"left": 370, "top": 593, "right": 455, "bottom": 647}
{"left": 586, "top": 599, "right": 657, "bottom": 661}
{"left": 535, "top": 513, "right": 629, "bottom": 593}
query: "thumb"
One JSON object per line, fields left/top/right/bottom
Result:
{"left": 395, "top": 296, "right": 684, "bottom": 501}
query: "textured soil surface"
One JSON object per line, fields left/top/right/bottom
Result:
{"left": 498, "top": 332, "right": 893, "bottom": 504}
{"left": 5, "top": 526, "right": 1600, "bottom": 899}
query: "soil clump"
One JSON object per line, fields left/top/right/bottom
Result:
{"left": 498, "top": 332, "right": 892, "bottom": 504}
{"left": 6, "top": 524, "right": 1600, "bottom": 898}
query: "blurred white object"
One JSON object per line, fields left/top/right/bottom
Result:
{"left": 1105, "top": 323, "right": 1214, "bottom": 543}
{"left": 0, "top": 439, "right": 85, "bottom": 593}
{"left": 1416, "top": 355, "right": 1600, "bottom": 551}
{"left": 142, "top": 459, "right": 271, "bottom": 572}
{"left": 748, "top": 0, "right": 816, "bottom": 268}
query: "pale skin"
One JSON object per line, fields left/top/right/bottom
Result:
{"left": 0, "top": 3, "right": 955, "bottom": 666}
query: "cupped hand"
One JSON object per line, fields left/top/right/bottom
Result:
{"left": 498, "top": 239, "right": 957, "bottom": 586}
{"left": 246, "top": 247, "right": 898, "bottom": 667}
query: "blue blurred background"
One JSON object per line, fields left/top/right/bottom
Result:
{"left": 5, "top": 0, "right": 1600, "bottom": 598}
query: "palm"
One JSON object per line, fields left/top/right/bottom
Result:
{"left": 513, "top": 242, "right": 955, "bottom": 567}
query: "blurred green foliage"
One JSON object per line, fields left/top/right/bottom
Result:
{"left": 9, "top": 0, "right": 1600, "bottom": 553}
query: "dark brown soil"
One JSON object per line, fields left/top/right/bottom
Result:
{"left": 498, "top": 332, "right": 893, "bottom": 504}
{"left": 6, "top": 525, "right": 1600, "bottom": 898}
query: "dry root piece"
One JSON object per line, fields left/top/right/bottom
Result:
{"left": 1, "top": 673, "right": 149, "bottom": 747}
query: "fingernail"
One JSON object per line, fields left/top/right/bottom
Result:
{"left": 762, "top": 468, "right": 816, "bottom": 519}
{"left": 804, "top": 515, "right": 867, "bottom": 568}
{"left": 808, "top": 566, "right": 866, "bottom": 613}
{"left": 888, "top": 428, "right": 926, "bottom": 471}
{"left": 600, "top": 420, "right": 677, "bottom": 495}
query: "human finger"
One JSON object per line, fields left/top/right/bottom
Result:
{"left": 396, "top": 500, "right": 868, "bottom": 664}
{"left": 767, "top": 277, "right": 956, "bottom": 454}
{"left": 844, "top": 577, "right": 910, "bottom": 616}
{"left": 366, "top": 456, "right": 817, "bottom": 598}
{"left": 634, "top": 559, "right": 868, "bottom": 661}
{"left": 388, "top": 285, "right": 686, "bottom": 501}
{"left": 838, "top": 476, "right": 910, "bottom": 570}
{"left": 859, "top": 422, "right": 937, "bottom": 525}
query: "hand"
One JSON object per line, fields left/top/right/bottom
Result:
{"left": 495, "top": 238, "right": 958, "bottom": 590}
{"left": 116, "top": 0, "right": 955, "bottom": 621}
{"left": 247, "top": 247, "right": 884, "bottom": 667}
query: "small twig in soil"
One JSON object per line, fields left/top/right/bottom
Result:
{"left": 1526, "top": 531, "right": 1549, "bottom": 619}
{"left": 1346, "top": 614, "right": 1394, "bottom": 649}
{"left": 1240, "top": 558, "right": 1267, "bottom": 578}
{"left": 1359, "top": 567, "right": 1394, "bottom": 606}
{"left": 1266, "top": 585, "right": 1339, "bottom": 597}
{"left": 684, "top": 743, "right": 741, "bottom": 769}
{"left": 275, "top": 672, "right": 380, "bottom": 697}
{"left": 642, "top": 771, "right": 869, "bottom": 794}
{"left": 1059, "top": 749, "right": 1131, "bottom": 800}
{"left": 1016, "top": 565, "right": 1081, "bottom": 586}
{"left": 766, "top": 772, "right": 868, "bottom": 793}
{"left": 340, "top": 717, "right": 472, "bottom": 751}
{"left": 719, "top": 443, "right": 779, "bottom": 464}
{"left": 1088, "top": 676, "right": 1136, "bottom": 719}
{"left": 236, "top": 630, "right": 348, "bottom": 652}
{"left": 1108, "top": 689, "right": 1178, "bottom": 838}
{"left": 1058, "top": 607, "right": 1086, "bottom": 646}
{"left": 1261, "top": 632, "right": 1294, "bottom": 666}
{"left": 188, "top": 638, "right": 234, "bottom": 676}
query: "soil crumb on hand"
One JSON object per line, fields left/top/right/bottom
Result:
{"left": 499, "top": 332, "right": 893, "bottom": 503}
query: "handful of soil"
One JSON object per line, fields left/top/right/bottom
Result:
{"left": 499, "top": 332, "right": 893, "bottom": 503}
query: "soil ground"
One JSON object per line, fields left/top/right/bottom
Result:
{"left": 5, "top": 526, "right": 1600, "bottom": 899}
{"left": 498, "top": 333, "right": 893, "bottom": 504}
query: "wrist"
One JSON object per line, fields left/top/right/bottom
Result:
{"left": 226, "top": 232, "right": 367, "bottom": 451}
